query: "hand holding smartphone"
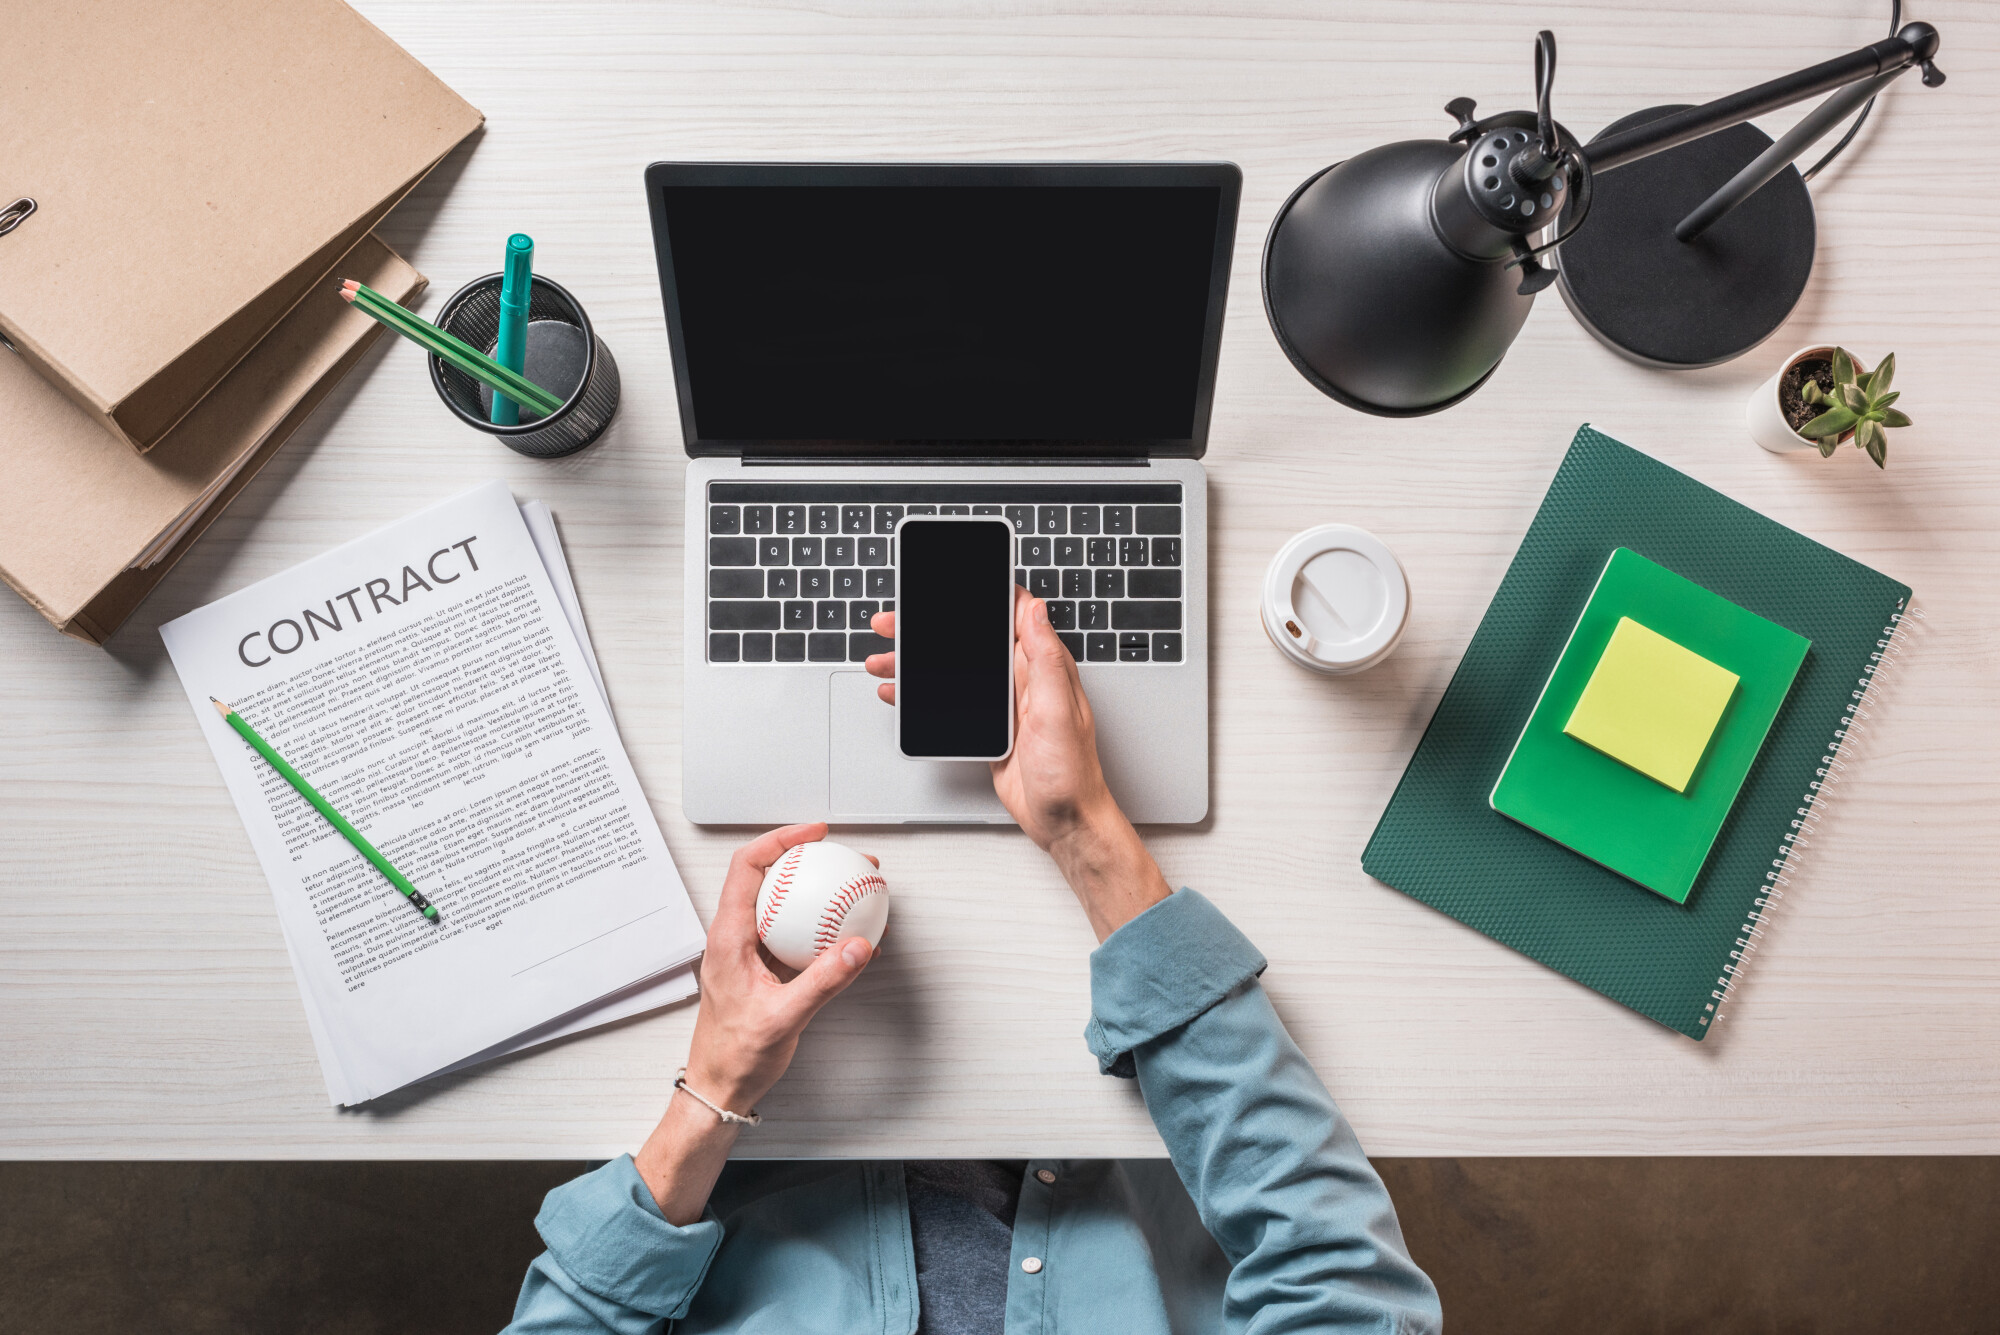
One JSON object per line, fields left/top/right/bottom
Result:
{"left": 893, "top": 517, "right": 1016, "bottom": 761}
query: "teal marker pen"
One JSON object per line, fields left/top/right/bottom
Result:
{"left": 491, "top": 233, "right": 534, "bottom": 425}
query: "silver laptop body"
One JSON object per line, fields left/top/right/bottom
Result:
{"left": 646, "top": 162, "right": 1240, "bottom": 825}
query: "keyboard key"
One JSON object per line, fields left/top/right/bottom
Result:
{"left": 775, "top": 631, "right": 807, "bottom": 662}
{"left": 816, "top": 600, "right": 845, "bottom": 629}
{"left": 1015, "top": 567, "right": 1027, "bottom": 588}
{"left": 940, "top": 504, "right": 971, "bottom": 515}
{"left": 1087, "top": 632, "right": 1117, "bottom": 661}
{"left": 808, "top": 632, "right": 846, "bottom": 662}
{"left": 777, "top": 505, "right": 807, "bottom": 534}
{"left": 810, "top": 505, "right": 839, "bottom": 534}
{"left": 874, "top": 505, "right": 904, "bottom": 533}
{"left": 741, "top": 632, "right": 774, "bottom": 662}
{"left": 1114, "top": 600, "right": 1181, "bottom": 630}
{"left": 709, "top": 632, "right": 740, "bottom": 662}
{"left": 1136, "top": 506, "right": 1181, "bottom": 534}
{"left": 1058, "top": 631, "right": 1085, "bottom": 660}
{"left": 711, "top": 600, "right": 780, "bottom": 630}
{"left": 842, "top": 505, "right": 871, "bottom": 533}
{"left": 832, "top": 569, "right": 863, "bottom": 598}
{"left": 973, "top": 504, "right": 1003, "bottom": 516}
{"left": 1004, "top": 505, "right": 1036, "bottom": 534}
{"left": 1038, "top": 505, "right": 1066, "bottom": 535}
{"left": 800, "top": 568, "right": 831, "bottom": 598}
{"left": 1087, "top": 538, "right": 1116, "bottom": 565}
{"left": 1020, "top": 537, "right": 1051, "bottom": 565}
{"left": 858, "top": 537, "right": 888, "bottom": 565}
{"left": 1103, "top": 505, "right": 1133, "bottom": 534}
{"left": 849, "top": 631, "right": 893, "bottom": 661}
{"left": 867, "top": 569, "right": 895, "bottom": 598}
{"left": 1029, "top": 569, "right": 1059, "bottom": 599}
{"left": 1080, "top": 600, "right": 1109, "bottom": 630}
{"left": 1046, "top": 600, "right": 1076, "bottom": 630}
{"left": 1119, "top": 536, "right": 1149, "bottom": 566}
{"left": 765, "top": 569, "right": 797, "bottom": 598}
{"left": 710, "top": 537, "right": 756, "bottom": 566}
{"left": 1151, "top": 632, "right": 1183, "bottom": 662}
{"left": 743, "top": 505, "right": 774, "bottom": 534}
{"left": 906, "top": 504, "right": 938, "bottom": 515}
{"left": 784, "top": 601, "right": 813, "bottom": 630}
{"left": 1094, "top": 568, "right": 1124, "bottom": 599}
{"left": 848, "top": 600, "right": 879, "bottom": 629}
{"left": 709, "top": 505, "right": 741, "bottom": 534}
{"left": 710, "top": 569, "right": 763, "bottom": 598}
{"left": 882, "top": 600, "right": 894, "bottom": 612}
{"left": 1054, "top": 537, "right": 1084, "bottom": 566}
{"left": 1069, "top": 506, "right": 1100, "bottom": 535}
{"left": 757, "top": 537, "right": 788, "bottom": 566}
{"left": 790, "top": 536, "right": 821, "bottom": 565}
{"left": 1151, "top": 537, "right": 1182, "bottom": 567}
{"left": 827, "top": 536, "right": 855, "bottom": 566}
{"left": 1062, "top": 568, "right": 1090, "bottom": 598}
{"left": 1128, "top": 569, "right": 1181, "bottom": 598}
{"left": 1119, "top": 632, "right": 1151, "bottom": 662}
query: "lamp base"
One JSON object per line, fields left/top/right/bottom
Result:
{"left": 1557, "top": 106, "right": 1815, "bottom": 369}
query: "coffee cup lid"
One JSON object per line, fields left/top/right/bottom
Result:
{"left": 1261, "top": 524, "right": 1409, "bottom": 673}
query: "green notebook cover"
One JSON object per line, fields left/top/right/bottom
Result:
{"left": 1489, "top": 548, "right": 1811, "bottom": 904}
{"left": 1362, "top": 427, "right": 1911, "bottom": 1038}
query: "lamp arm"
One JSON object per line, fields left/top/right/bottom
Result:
{"left": 1581, "top": 21, "right": 1941, "bottom": 175}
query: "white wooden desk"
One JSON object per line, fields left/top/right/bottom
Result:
{"left": 3, "top": 0, "right": 1996, "bottom": 1159}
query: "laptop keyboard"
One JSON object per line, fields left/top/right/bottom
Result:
{"left": 705, "top": 482, "right": 1185, "bottom": 666}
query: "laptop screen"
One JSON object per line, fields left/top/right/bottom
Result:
{"left": 647, "top": 164, "right": 1239, "bottom": 457}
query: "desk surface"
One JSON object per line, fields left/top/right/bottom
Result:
{"left": 4, "top": 0, "right": 1996, "bottom": 1159}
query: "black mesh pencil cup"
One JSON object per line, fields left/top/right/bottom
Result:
{"left": 428, "top": 273, "right": 620, "bottom": 458}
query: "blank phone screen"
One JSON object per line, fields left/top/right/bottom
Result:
{"left": 898, "top": 520, "right": 1014, "bottom": 758}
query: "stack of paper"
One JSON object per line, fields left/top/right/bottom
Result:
{"left": 161, "top": 483, "right": 702, "bottom": 1105}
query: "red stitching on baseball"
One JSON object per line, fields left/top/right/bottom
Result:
{"left": 812, "top": 874, "right": 886, "bottom": 952}
{"left": 758, "top": 845, "right": 806, "bottom": 939}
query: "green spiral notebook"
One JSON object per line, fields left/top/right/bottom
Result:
{"left": 1362, "top": 427, "right": 1912, "bottom": 1038}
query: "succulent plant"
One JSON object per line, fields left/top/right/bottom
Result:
{"left": 1799, "top": 347, "right": 1909, "bottom": 468}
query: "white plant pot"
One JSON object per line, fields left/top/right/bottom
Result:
{"left": 1748, "top": 345, "right": 1856, "bottom": 455}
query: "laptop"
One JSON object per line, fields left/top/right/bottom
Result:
{"left": 645, "top": 162, "right": 1240, "bottom": 824}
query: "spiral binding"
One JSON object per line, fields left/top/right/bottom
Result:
{"left": 1704, "top": 600, "right": 1923, "bottom": 1030}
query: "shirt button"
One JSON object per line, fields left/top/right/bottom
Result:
{"left": 1035, "top": 1169, "right": 1056, "bottom": 1185}
{"left": 1021, "top": 1256, "right": 1044, "bottom": 1274}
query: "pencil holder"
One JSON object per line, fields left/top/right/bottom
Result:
{"left": 428, "top": 273, "right": 620, "bottom": 458}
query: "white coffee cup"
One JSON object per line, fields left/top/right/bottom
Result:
{"left": 1260, "top": 524, "right": 1410, "bottom": 675}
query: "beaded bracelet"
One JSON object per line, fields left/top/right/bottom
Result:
{"left": 674, "top": 1069, "right": 762, "bottom": 1126}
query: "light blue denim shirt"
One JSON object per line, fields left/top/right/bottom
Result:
{"left": 506, "top": 889, "right": 1442, "bottom": 1334}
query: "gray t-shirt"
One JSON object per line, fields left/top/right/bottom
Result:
{"left": 905, "top": 1161, "right": 1025, "bottom": 1335}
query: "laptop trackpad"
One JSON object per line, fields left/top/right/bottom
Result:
{"left": 827, "top": 673, "right": 1011, "bottom": 823}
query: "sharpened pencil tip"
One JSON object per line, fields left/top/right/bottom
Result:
{"left": 210, "top": 696, "right": 233, "bottom": 718}
{"left": 338, "top": 288, "right": 355, "bottom": 302}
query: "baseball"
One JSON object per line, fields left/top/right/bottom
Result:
{"left": 755, "top": 839, "right": 890, "bottom": 972}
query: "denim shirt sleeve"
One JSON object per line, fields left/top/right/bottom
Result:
{"left": 504, "top": 1154, "right": 726, "bottom": 1334}
{"left": 1087, "top": 889, "right": 1443, "bottom": 1335}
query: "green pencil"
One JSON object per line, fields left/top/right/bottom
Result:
{"left": 338, "top": 279, "right": 566, "bottom": 418}
{"left": 211, "top": 697, "right": 439, "bottom": 922}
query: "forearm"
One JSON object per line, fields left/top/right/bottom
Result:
{"left": 633, "top": 1087, "right": 743, "bottom": 1225}
{"left": 1048, "top": 800, "right": 1172, "bottom": 942}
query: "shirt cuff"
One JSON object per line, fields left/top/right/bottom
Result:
{"left": 534, "top": 1154, "right": 726, "bottom": 1319}
{"left": 1085, "top": 888, "right": 1267, "bottom": 1078}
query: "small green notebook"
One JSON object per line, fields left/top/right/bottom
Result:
{"left": 1362, "top": 427, "right": 1911, "bottom": 1039}
{"left": 1490, "top": 548, "right": 1811, "bottom": 904}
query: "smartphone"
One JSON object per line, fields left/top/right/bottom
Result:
{"left": 894, "top": 516, "right": 1016, "bottom": 761}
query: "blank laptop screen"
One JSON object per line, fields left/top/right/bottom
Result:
{"left": 656, "top": 181, "right": 1225, "bottom": 448}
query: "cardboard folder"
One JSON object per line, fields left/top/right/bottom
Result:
{"left": 0, "top": 0, "right": 479, "bottom": 453}
{"left": 0, "top": 236, "right": 423, "bottom": 644}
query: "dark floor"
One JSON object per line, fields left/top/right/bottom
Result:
{"left": 4, "top": 1159, "right": 1996, "bottom": 1334}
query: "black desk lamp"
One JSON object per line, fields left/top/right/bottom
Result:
{"left": 1263, "top": 21, "right": 1945, "bottom": 416}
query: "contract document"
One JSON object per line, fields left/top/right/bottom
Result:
{"left": 162, "top": 482, "right": 702, "bottom": 1105}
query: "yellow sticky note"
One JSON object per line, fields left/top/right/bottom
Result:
{"left": 1563, "top": 617, "right": 1738, "bottom": 792}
